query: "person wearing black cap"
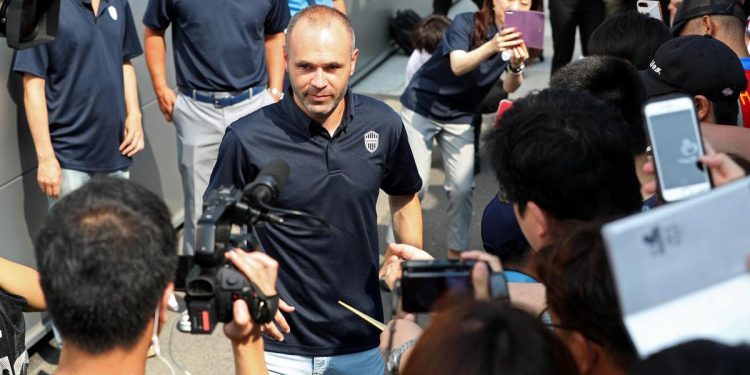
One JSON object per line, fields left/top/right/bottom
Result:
{"left": 640, "top": 35, "right": 747, "bottom": 125}
{"left": 671, "top": 0, "right": 750, "bottom": 127}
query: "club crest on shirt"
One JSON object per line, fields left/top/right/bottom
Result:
{"left": 364, "top": 131, "right": 379, "bottom": 153}
{"left": 108, "top": 6, "right": 118, "bottom": 21}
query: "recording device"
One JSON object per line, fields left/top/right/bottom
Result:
{"left": 1, "top": 0, "right": 60, "bottom": 49}
{"left": 401, "top": 259, "right": 475, "bottom": 312}
{"left": 636, "top": 0, "right": 663, "bottom": 21}
{"left": 184, "top": 160, "right": 297, "bottom": 334}
{"left": 503, "top": 10, "right": 545, "bottom": 49}
{"left": 644, "top": 95, "right": 711, "bottom": 202}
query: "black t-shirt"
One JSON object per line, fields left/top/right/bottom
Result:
{"left": 0, "top": 291, "right": 28, "bottom": 375}
{"left": 208, "top": 87, "right": 422, "bottom": 356}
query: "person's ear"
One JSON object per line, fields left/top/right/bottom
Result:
{"left": 565, "top": 331, "right": 598, "bottom": 375}
{"left": 700, "top": 15, "right": 715, "bottom": 35}
{"left": 694, "top": 95, "right": 712, "bottom": 122}
{"left": 283, "top": 45, "right": 289, "bottom": 72}
{"left": 513, "top": 201, "right": 549, "bottom": 250}
{"left": 350, "top": 48, "right": 359, "bottom": 77}
{"left": 157, "top": 283, "right": 175, "bottom": 335}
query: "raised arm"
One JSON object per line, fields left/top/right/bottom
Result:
{"left": 0, "top": 257, "right": 45, "bottom": 311}
{"left": 449, "top": 27, "right": 522, "bottom": 76}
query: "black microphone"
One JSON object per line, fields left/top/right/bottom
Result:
{"left": 243, "top": 160, "right": 290, "bottom": 206}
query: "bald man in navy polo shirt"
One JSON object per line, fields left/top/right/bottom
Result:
{"left": 13, "top": 0, "right": 144, "bottom": 202}
{"left": 208, "top": 6, "right": 423, "bottom": 374}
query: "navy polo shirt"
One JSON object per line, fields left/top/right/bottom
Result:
{"left": 143, "top": 0, "right": 290, "bottom": 92}
{"left": 13, "top": 0, "right": 142, "bottom": 172}
{"left": 400, "top": 12, "right": 509, "bottom": 124}
{"left": 207, "top": 87, "right": 422, "bottom": 356}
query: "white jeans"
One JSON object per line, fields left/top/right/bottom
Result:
{"left": 397, "top": 107, "right": 474, "bottom": 251}
{"left": 171, "top": 90, "right": 275, "bottom": 255}
{"left": 47, "top": 168, "right": 129, "bottom": 207}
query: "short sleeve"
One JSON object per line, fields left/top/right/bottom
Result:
{"left": 206, "top": 127, "right": 257, "bottom": 200}
{"left": 381, "top": 123, "right": 423, "bottom": 196}
{"left": 264, "top": 0, "right": 291, "bottom": 35}
{"left": 122, "top": 2, "right": 143, "bottom": 61}
{"left": 12, "top": 44, "right": 49, "bottom": 78}
{"left": 143, "top": 0, "right": 173, "bottom": 30}
{"left": 441, "top": 13, "right": 473, "bottom": 56}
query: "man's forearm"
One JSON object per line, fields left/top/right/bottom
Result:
{"left": 144, "top": 27, "right": 170, "bottom": 93}
{"left": 23, "top": 75, "right": 54, "bottom": 161}
{"left": 123, "top": 61, "right": 141, "bottom": 117}
{"left": 264, "top": 32, "right": 285, "bottom": 93}
{"left": 389, "top": 194, "right": 423, "bottom": 248}
{"left": 0, "top": 258, "right": 45, "bottom": 312}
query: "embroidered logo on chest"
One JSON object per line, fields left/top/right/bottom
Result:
{"left": 108, "top": 6, "right": 118, "bottom": 21}
{"left": 364, "top": 131, "right": 379, "bottom": 153}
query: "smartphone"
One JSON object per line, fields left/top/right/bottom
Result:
{"left": 643, "top": 95, "right": 711, "bottom": 202}
{"left": 400, "top": 259, "right": 474, "bottom": 313}
{"left": 503, "top": 10, "right": 545, "bottom": 50}
{"left": 637, "top": 0, "right": 663, "bottom": 21}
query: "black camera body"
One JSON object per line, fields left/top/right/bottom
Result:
{"left": 400, "top": 259, "right": 475, "bottom": 313}
{"left": 185, "top": 185, "right": 277, "bottom": 334}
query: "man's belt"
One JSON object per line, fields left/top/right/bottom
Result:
{"left": 179, "top": 86, "right": 266, "bottom": 108}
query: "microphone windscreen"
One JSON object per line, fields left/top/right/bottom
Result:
{"left": 259, "top": 159, "right": 290, "bottom": 192}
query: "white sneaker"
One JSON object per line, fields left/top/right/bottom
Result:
{"left": 177, "top": 310, "right": 192, "bottom": 333}
{"left": 168, "top": 293, "right": 180, "bottom": 312}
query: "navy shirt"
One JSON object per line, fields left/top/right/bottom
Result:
{"left": 143, "top": 0, "right": 290, "bottom": 92}
{"left": 401, "top": 12, "right": 509, "bottom": 124}
{"left": 208, "top": 87, "right": 422, "bottom": 356}
{"left": 13, "top": 0, "right": 142, "bottom": 172}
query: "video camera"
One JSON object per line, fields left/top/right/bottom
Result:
{"left": 1, "top": 0, "right": 60, "bottom": 49}
{"left": 185, "top": 160, "right": 297, "bottom": 334}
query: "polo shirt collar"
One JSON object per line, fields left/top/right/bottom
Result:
{"left": 283, "top": 85, "right": 356, "bottom": 138}
{"left": 81, "top": 0, "right": 112, "bottom": 15}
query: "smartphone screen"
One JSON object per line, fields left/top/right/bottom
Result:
{"left": 645, "top": 96, "right": 711, "bottom": 201}
{"left": 637, "top": 0, "right": 663, "bottom": 22}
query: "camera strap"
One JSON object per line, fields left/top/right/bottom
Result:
{"left": 248, "top": 284, "right": 279, "bottom": 324}
{"left": 489, "top": 272, "right": 510, "bottom": 303}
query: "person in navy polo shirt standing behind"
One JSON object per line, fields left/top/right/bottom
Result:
{"left": 13, "top": 0, "right": 144, "bottom": 203}
{"left": 208, "top": 6, "right": 423, "bottom": 374}
{"left": 142, "top": 0, "right": 290, "bottom": 259}
{"left": 399, "top": 0, "right": 529, "bottom": 258}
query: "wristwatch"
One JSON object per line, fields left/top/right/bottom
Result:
{"left": 268, "top": 87, "right": 284, "bottom": 101}
{"left": 386, "top": 339, "right": 417, "bottom": 375}
{"left": 507, "top": 62, "right": 526, "bottom": 75}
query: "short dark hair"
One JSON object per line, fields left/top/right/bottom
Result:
{"left": 286, "top": 5, "right": 355, "bottom": 51}
{"left": 712, "top": 98, "right": 740, "bottom": 125}
{"left": 535, "top": 220, "right": 638, "bottom": 371}
{"left": 35, "top": 177, "right": 177, "bottom": 354}
{"left": 485, "top": 89, "right": 643, "bottom": 222}
{"left": 630, "top": 339, "right": 750, "bottom": 374}
{"left": 551, "top": 56, "right": 649, "bottom": 155}
{"left": 588, "top": 11, "right": 671, "bottom": 70}
{"left": 403, "top": 301, "right": 578, "bottom": 375}
{"left": 412, "top": 14, "right": 451, "bottom": 54}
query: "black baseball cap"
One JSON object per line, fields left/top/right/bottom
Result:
{"left": 671, "top": 0, "right": 746, "bottom": 36}
{"left": 639, "top": 35, "right": 746, "bottom": 101}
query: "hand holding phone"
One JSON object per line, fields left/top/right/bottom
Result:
{"left": 644, "top": 95, "right": 712, "bottom": 202}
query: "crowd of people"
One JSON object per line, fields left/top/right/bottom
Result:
{"left": 2, "top": 0, "right": 750, "bottom": 374}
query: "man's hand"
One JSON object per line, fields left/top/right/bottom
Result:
{"left": 120, "top": 113, "right": 144, "bottom": 157}
{"left": 380, "top": 243, "right": 434, "bottom": 291}
{"left": 37, "top": 156, "right": 63, "bottom": 198}
{"left": 224, "top": 249, "right": 288, "bottom": 343}
{"left": 460, "top": 250, "right": 503, "bottom": 301}
{"left": 156, "top": 87, "right": 177, "bottom": 122}
{"left": 261, "top": 299, "right": 295, "bottom": 341}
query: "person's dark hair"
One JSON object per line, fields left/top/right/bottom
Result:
{"left": 630, "top": 339, "right": 750, "bottom": 374}
{"left": 402, "top": 301, "right": 579, "bottom": 375}
{"left": 535, "top": 220, "right": 638, "bottom": 371}
{"left": 484, "top": 89, "right": 643, "bottom": 221}
{"left": 588, "top": 11, "right": 671, "bottom": 70}
{"left": 550, "top": 56, "right": 649, "bottom": 156}
{"left": 35, "top": 177, "right": 177, "bottom": 354}
{"left": 712, "top": 98, "right": 740, "bottom": 125}
{"left": 412, "top": 14, "right": 451, "bottom": 54}
{"left": 472, "top": 0, "right": 495, "bottom": 49}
